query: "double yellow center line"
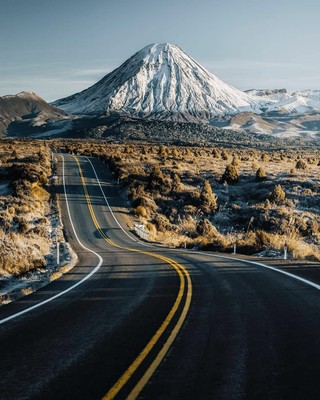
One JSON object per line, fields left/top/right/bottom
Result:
{"left": 73, "top": 156, "right": 192, "bottom": 399}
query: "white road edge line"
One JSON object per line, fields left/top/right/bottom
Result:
{"left": 202, "top": 253, "right": 320, "bottom": 291}
{"left": 87, "top": 156, "right": 320, "bottom": 293}
{"left": 0, "top": 155, "right": 103, "bottom": 326}
{"left": 85, "top": 156, "right": 154, "bottom": 248}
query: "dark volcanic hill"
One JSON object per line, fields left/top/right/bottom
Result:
{"left": 0, "top": 92, "right": 68, "bottom": 136}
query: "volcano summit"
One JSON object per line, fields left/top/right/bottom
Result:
{"left": 53, "top": 43, "right": 265, "bottom": 122}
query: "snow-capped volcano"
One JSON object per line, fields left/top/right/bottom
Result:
{"left": 53, "top": 43, "right": 264, "bottom": 121}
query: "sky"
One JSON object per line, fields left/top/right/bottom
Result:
{"left": 1, "top": 0, "right": 319, "bottom": 102}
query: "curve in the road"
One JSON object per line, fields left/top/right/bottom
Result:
{"left": 73, "top": 155, "right": 192, "bottom": 399}
{"left": 87, "top": 154, "right": 320, "bottom": 294}
{"left": 0, "top": 156, "right": 103, "bottom": 327}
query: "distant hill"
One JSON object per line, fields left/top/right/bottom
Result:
{"left": 0, "top": 92, "right": 69, "bottom": 136}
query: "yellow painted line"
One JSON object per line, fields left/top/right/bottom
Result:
{"left": 72, "top": 156, "right": 192, "bottom": 399}
{"left": 127, "top": 262, "right": 192, "bottom": 400}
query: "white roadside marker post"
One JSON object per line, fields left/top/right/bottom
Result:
{"left": 233, "top": 240, "right": 237, "bottom": 255}
{"left": 57, "top": 241, "right": 60, "bottom": 266}
{"left": 284, "top": 241, "right": 288, "bottom": 260}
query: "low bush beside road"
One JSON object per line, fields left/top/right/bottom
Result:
{"left": 60, "top": 140, "right": 320, "bottom": 261}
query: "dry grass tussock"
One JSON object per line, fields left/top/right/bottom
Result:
{"left": 0, "top": 139, "right": 52, "bottom": 276}
{"left": 57, "top": 140, "right": 320, "bottom": 261}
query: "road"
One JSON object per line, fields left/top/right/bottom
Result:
{"left": 1, "top": 153, "right": 320, "bottom": 399}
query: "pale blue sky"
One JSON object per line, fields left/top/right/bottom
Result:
{"left": 1, "top": 0, "right": 319, "bottom": 101}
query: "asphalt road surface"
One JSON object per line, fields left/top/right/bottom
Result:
{"left": 1, "top": 153, "right": 320, "bottom": 400}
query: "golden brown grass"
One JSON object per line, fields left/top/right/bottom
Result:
{"left": 53, "top": 140, "right": 320, "bottom": 261}
{"left": 0, "top": 139, "right": 52, "bottom": 276}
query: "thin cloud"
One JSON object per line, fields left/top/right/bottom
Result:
{"left": 199, "top": 59, "right": 320, "bottom": 92}
{"left": 0, "top": 65, "right": 115, "bottom": 100}
{"left": 72, "top": 68, "right": 112, "bottom": 77}
{"left": 201, "top": 59, "right": 313, "bottom": 72}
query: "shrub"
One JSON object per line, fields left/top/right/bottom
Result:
{"left": 295, "top": 159, "right": 308, "bottom": 170}
{"left": 146, "top": 222, "right": 157, "bottom": 237}
{"left": 171, "top": 173, "right": 182, "bottom": 192}
{"left": 131, "top": 196, "right": 157, "bottom": 213}
{"left": 171, "top": 148, "right": 180, "bottom": 158}
{"left": 196, "top": 219, "right": 219, "bottom": 237}
{"left": 252, "top": 160, "right": 259, "bottom": 169}
{"left": 147, "top": 166, "right": 166, "bottom": 191}
{"left": 261, "top": 153, "right": 270, "bottom": 162}
{"left": 270, "top": 184, "right": 286, "bottom": 203}
{"left": 129, "top": 184, "right": 146, "bottom": 201}
{"left": 200, "top": 180, "right": 217, "bottom": 213}
{"left": 255, "top": 230, "right": 272, "bottom": 248}
{"left": 231, "top": 155, "right": 240, "bottom": 166}
{"left": 290, "top": 168, "right": 296, "bottom": 175}
{"left": 182, "top": 205, "right": 198, "bottom": 217}
{"left": 264, "top": 199, "right": 271, "bottom": 209}
{"left": 154, "top": 214, "right": 175, "bottom": 232}
{"left": 212, "top": 148, "right": 220, "bottom": 158}
{"left": 135, "top": 205, "right": 148, "bottom": 218}
{"left": 221, "top": 150, "right": 229, "bottom": 160}
{"left": 256, "top": 167, "right": 267, "bottom": 182}
{"left": 221, "top": 164, "right": 239, "bottom": 184}
{"left": 158, "top": 145, "right": 167, "bottom": 159}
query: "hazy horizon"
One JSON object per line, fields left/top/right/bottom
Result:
{"left": 1, "top": 0, "right": 320, "bottom": 101}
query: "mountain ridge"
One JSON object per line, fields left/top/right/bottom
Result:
{"left": 52, "top": 43, "right": 266, "bottom": 121}
{"left": 1, "top": 44, "right": 319, "bottom": 141}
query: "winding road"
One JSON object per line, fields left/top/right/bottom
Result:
{"left": 1, "top": 154, "right": 320, "bottom": 399}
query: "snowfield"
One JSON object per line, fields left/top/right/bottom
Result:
{"left": 53, "top": 43, "right": 267, "bottom": 121}
{"left": 52, "top": 43, "right": 320, "bottom": 123}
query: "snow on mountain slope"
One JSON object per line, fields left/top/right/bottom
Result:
{"left": 293, "top": 90, "right": 320, "bottom": 100}
{"left": 52, "top": 43, "right": 264, "bottom": 121}
{"left": 245, "top": 88, "right": 290, "bottom": 102}
{"left": 265, "top": 90, "right": 320, "bottom": 114}
{"left": 243, "top": 88, "right": 320, "bottom": 114}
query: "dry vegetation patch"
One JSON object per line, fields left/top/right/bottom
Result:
{"left": 56, "top": 140, "right": 320, "bottom": 261}
{"left": 0, "top": 139, "right": 53, "bottom": 276}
